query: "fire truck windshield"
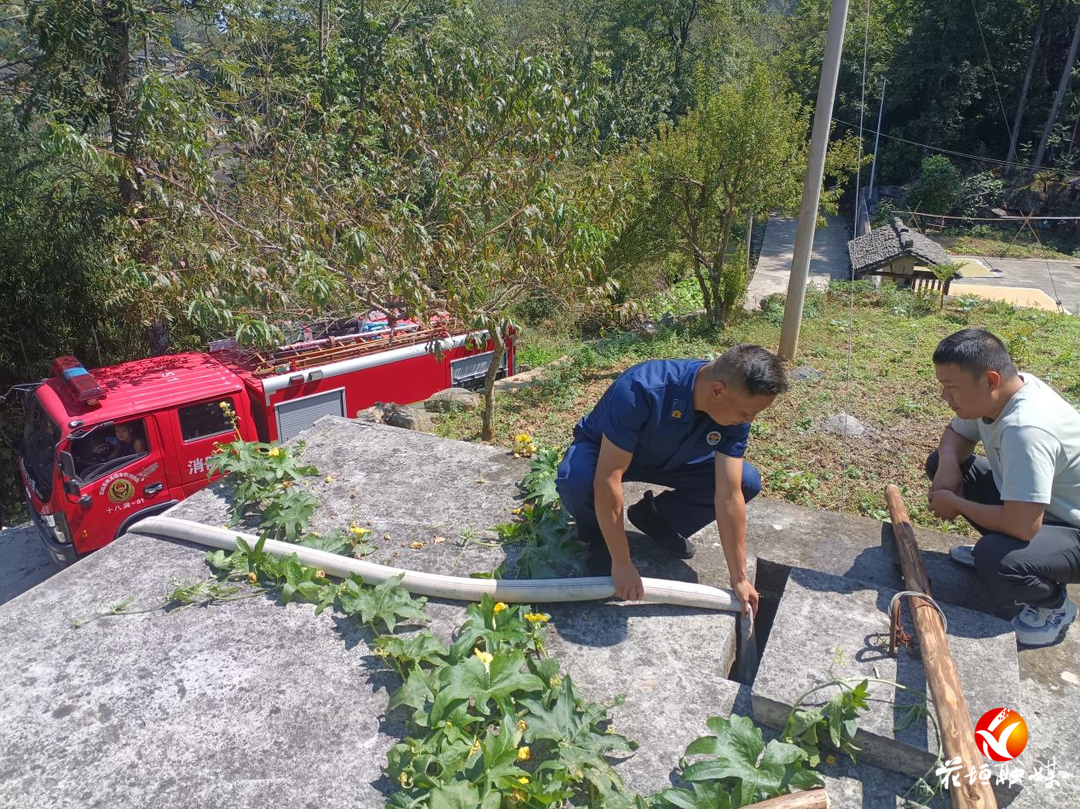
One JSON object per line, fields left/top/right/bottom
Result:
{"left": 21, "top": 393, "right": 60, "bottom": 502}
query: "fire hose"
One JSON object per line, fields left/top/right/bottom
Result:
{"left": 136, "top": 515, "right": 746, "bottom": 613}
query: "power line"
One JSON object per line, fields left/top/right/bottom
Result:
{"left": 895, "top": 209, "right": 1080, "bottom": 222}
{"left": 841, "top": 0, "right": 872, "bottom": 517}
{"left": 831, "top": 117, "right": 1078, "bottom": 178}
{"left": 967, "top": 0, "right": 1015, "bottom": 149}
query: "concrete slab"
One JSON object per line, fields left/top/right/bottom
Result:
{"left": 3, "top": 420, "right": 1076, "bottom": 807}
{"left": 752, "top": 567, "right": 1019, "bottom": 779}
{"left": 548, "top": 605, "right": 744, "bottom": 795}
{"left": 0, "top": 418, "right": 745, "bottom": 808}
{"left": 709, "top": 496, "right": 1080, "bottom": 808}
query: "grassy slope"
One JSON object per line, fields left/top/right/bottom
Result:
{"left": 436, "top": 284, "right": 1080, "bottom": 535}
{"left": 937, "top": 233, "right": 1076, "bottom": 261}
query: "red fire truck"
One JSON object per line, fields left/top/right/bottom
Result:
{"left": 19, "top": 317, "right": 513, "bottom": 565}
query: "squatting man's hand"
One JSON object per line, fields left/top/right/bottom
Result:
{"left": 928, "top": 489, "right": 963, "bottom": 520}
{"left": 732, "top": 578, "right": 759, "bottom": 618}
{"left": 611, "top": 560, "right": 644, "bottom": 601}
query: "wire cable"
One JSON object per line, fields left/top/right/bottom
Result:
{"left": 841, "top": 0, "right": 873, "bottom": 517}
{"left": 889, "top": 590, "right": 949, "bottom": 634}
{"left": 968, "top": 0, "right": 1015, "bottom": 148}
{"left": 831, "top": 117, "right": 1077, "bottom": 178}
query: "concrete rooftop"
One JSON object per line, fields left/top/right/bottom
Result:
{"left": 1, "top": 417, "right": 1077, "bottom": 808}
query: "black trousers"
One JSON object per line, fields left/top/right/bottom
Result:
{"left": 926, "top": 451, "right": 1080, "bottom": 607}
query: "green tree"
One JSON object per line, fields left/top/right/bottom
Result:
{"left": 905, "top": 155, "right": 962, "bottom": 218}
{"left": 929, "top": 259, "right": 964, "bottom": 309}
{"left": 631, "top": 65, "right": 809, "bottom": 325}
{"left": 369, "top": 43, "right": 632, "bottom": 439}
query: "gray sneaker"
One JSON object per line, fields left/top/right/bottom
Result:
{"left": 1011, "top": 596, "right": 1078, "bottom": 647}
{"left": 949, "top": 544, "right": 977, "bottom": 569}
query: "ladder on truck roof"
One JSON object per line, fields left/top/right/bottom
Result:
{"left": 212, "top": 324, "right": 470, "bottom": 377}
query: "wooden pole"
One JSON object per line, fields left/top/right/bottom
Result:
{"left": 745, "top": 789, "right": 829, "bottom": 808}
{"left": 884, "top": 485, "right": 997, "bottom": 809}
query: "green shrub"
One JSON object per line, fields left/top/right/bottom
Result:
{"left": 905, "top": 156, "right": 962, "bottom": 216}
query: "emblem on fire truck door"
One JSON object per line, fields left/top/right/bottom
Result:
{"left": 107, "top": 477, "right": 136, "bottom": 503}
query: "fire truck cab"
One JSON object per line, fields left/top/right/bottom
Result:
{"left": 21, "top": 354, "right": 261, "bottom": 565}
{"left": 20, "top": 322, "right": 512, "bottom": 565}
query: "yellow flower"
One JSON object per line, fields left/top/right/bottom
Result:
{"left": 325, "top": 476, "right": 334, "bottom": 483}
{"left": 826, "top": 754, "right": 837, "bottom": 765}
{"left": 517, "top": 776, "right": 530, "bottom": 785}
{"left": 493, "top": 602, "right": 508, "bottom": 613}
{"left": 398, "top": 772, "right": 413, "bottom": 788}
{"left": 524, "top": 612, "right": 549, "bottom": 624}
{"left": 349, "top": 524, "right": 371, "bottom": 538}
{"left": 247, "top": 572, "right": 257, "bottom": 585}
{"left": 268, "top": 448, "right": 281, "bottom": 458}
{"left": 469, "top": 737, "right": 482, "bottom": 755}
{"left": 474, "top": 649, "right": 493, "bottom": 666}
{"left": 517, "top": 719, "right": 528, "bottom": 732}
{"left": 218, "top": 401, "right": 229, "bottom": 410}
{"left": 517, "top": 746, "right": 531, "bottom": 761}
{"left": 514, "top": 433, "right": 531, "bottom": 442}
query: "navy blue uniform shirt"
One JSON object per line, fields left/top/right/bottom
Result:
{"left": 572, "top": 359, "right": 751, "bottom": 471}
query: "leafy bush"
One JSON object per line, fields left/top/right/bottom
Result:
{"left": 958, "top": 172, "right": 1005, "bottom": 218}
{"left": 905, "top": 156, "right": 962, "bottom": 216}
{"left": 871, "top": 200, "right": 896, "bottom": 228}
{"left": 207, "top": 412, "right": 321, "bottom": 542}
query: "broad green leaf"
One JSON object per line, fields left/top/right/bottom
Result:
{"left": 431, "top": 652, "right": 543, "bottom": 724}
{"left": 427, "top": 781, "right": 480, "bottom": 809}
{"left": 338, "top": 573, "right": 428, "bottom": 633}
{"left": 680, "top": 715, "right": 810, "bottom": 805}
{"left": 376, "top": 631, "right": 451, "bottom": 669}
{"left": 654, "top": 782, "right": 734, "bottom": 809}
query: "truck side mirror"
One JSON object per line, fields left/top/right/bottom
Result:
{"left": 58, "top": 450, "right": 76, "bottom": 479}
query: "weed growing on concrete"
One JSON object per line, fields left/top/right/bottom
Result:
{"left": 781, "top": 675, "right": 948, "bottom": 808}
{"left": 208, "top": 412, "right": 321, "bottom": 542}
{"left": 491, "top": 445, "right": 585, "bottom": 578}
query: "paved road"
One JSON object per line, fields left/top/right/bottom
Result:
{"left": 0, "top": 523, "right": 58, "bottom": 605}
{"left": 952, "top": 256, "right": 1080, "bottom": 315}
{"left": 746, "top": 214, "right": 852, "bottom": 309}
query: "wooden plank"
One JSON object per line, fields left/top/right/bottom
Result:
{"left": 745, "top": 789, "right": 829, "bottom": 808}
{"left": 885, "top": 484, "right": 998, "bottom": 809}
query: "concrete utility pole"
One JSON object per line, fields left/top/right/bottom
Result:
{"left": 868, "top": 76, "right": 887, "bottom": 202}
{"left": 1029, "top": 8, "right": 1080, "bottom": 182}
{"left": 778, "top": 0, "right": 850, "bottom": 361}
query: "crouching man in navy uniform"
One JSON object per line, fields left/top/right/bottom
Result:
{"left": 555, "top": 344, "right": 788, "bottom": 610}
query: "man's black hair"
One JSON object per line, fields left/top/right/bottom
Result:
{"left": 710, "top": 344, "right": 789, "bottom": 396}
{"left": 932, "top": 328, "right": 1018, "bottom": 380}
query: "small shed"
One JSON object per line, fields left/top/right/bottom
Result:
{"left": 847, "top": 217, "right": 954, "bottom": 293}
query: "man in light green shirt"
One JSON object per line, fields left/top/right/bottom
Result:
{"left": 926, "top": 328, "right": 1080, "bottom": 647}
